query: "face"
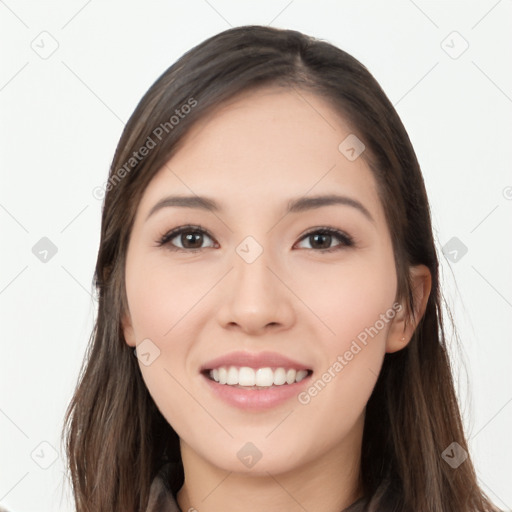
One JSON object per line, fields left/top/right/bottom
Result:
{"left": 122, "top": 86, "right": 405, "bottom": 476}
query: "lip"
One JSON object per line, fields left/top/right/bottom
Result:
{"left": 200, "top": 350, "right": 312, "bottom": 372}
{"left": 199, "top": 350, "right": 313, "bottom": 411}
{"left": 201, "top": 371, "right": 313, "bottom": 411}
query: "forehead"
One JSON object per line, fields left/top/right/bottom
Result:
{"left": 174, "top": 86, "right": 356, "bottom": 169}
{"left": 137, "top": 86, "right": 385, "bottom": 224}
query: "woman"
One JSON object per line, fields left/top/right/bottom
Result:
{"left": 62, "top": 25, "right": 501, "bottom": 511}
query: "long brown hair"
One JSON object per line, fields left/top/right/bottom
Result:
{"left": 62, "top": 25, "right": 500, "bottom": 511}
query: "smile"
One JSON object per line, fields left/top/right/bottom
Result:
{"left": 201, "top": 367, "right": 314, "bottom": 410}
{"left": 206, "top": 366, "right": 312, "bottom": 388}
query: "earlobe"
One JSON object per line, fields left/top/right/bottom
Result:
{"left": 386, "top": 264, "right": 432, "bottom": 353}
{"left": 121, "top": 312, "right": 137, "bottom": 347}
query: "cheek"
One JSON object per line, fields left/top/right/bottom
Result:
{"left": 124, "top": 254, "right": 217, "bottom": 422}
{"left": 291, "top": 250, "right": 397, "bottom": 411}
{"left": 125, "top": 255, "right": 216, "bottom": 341}
{"left": 290, "top": 250, "right": 397, "bottom": 348}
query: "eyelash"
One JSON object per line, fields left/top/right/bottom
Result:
{"left": 156, "top": 224, "right": 355, "bottom": 253}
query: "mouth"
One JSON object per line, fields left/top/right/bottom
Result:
{"left": 201, "top": 366, "right": 314, "bottom": 390}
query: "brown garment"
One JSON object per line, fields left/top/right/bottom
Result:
{"left": 145, "top": 467, "right": 181, "bottom": 512}
{"left": 145, "top": 463, "right": 367, "bottom": 512}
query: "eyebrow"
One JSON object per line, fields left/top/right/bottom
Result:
{"left": 146, "top": 194, "right": 374, "bottom": 223}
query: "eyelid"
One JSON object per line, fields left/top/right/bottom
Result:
{"left": 156, "top": 224, "right": 217, "bottom": 250}
{"left": 156, "top": 224, "right": 355, "bottom": 252}
{"left": 294, "top": 226, "right": 354, "bottom": 251}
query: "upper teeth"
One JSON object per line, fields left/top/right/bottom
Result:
{"left": 209, "top": 366, "right": 309, "bottom": 387}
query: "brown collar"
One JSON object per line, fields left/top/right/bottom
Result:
{"left": 145, "top": 465, "right": 181, "bottom": 512}
{"left": 145, "top": 463, "right": 366, "bottom": 512}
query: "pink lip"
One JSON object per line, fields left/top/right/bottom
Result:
{"left": 200, "top": 350, "right": 312, "bottom": 372}
{"left": 201, "top": 372, "right": 312, "bottom": 411}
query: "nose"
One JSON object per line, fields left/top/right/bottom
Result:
{"left": 216, "top": 243, "right": 296, "bottom": 335}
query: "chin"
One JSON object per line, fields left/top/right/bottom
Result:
{"left": 200, "top": 441, "right": 305, "bottom": 477}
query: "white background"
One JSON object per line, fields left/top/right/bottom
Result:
{"left": 1, "top": 1, "right": 511, "bottom": 510}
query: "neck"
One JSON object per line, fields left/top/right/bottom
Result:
{"left": 176, "top": 415, "right": 364, "bottom": 512}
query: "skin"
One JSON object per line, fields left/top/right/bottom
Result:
{"left": 122, "top": 86, "right": 431, "bottom": 512}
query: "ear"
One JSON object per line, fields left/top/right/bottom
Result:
{"left": 121, "top": 311, "right": 137, "bottom": 348}
{"left": 385, "top": 264, "right": 432, "bottom": 353}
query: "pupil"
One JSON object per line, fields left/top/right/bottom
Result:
{"left": 184, "top": 232, "right": 202, "bottom": 248}
{"left": 312, "top": 233, "right": 330, "bottom": 249}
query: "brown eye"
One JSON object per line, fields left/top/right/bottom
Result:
{"left": 157, "top": 225, "right": 354, "bottom": 253}
{"left": 157, "top": 225, "right": 216, "bottom": 252}
{"left": 178, "top": 231, "right": 205, "bottom": 249}
{"left": 296, "top": 228, "right": 354, "bottom": 252}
